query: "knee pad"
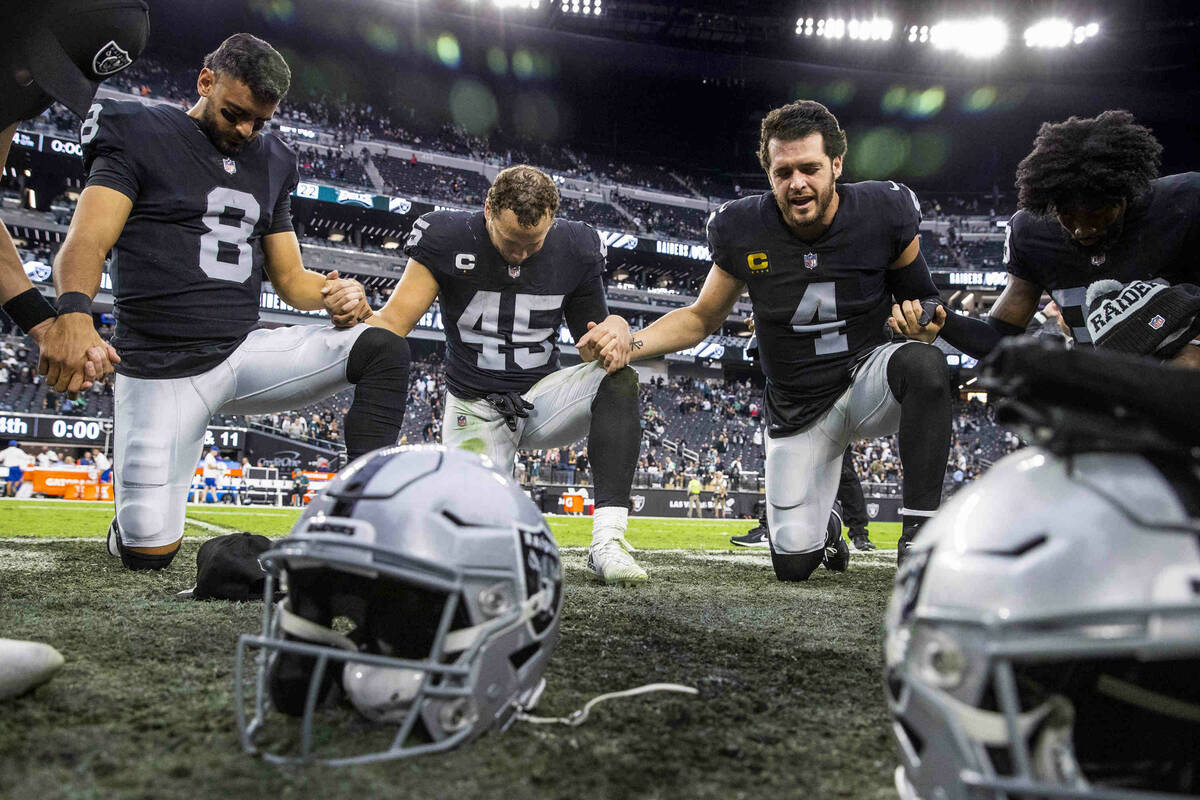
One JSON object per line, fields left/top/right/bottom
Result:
{"left": 768, "top": 517, "right": 827, "bottom": 581}
{"left": 887, "top": 342, "right": 950, "bottom": 399}
{"left": 347, "top": 327, "right": 410, "bottom": 386}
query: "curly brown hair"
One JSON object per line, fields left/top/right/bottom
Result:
{"left": 758, "top": 100, "right": 847, "bottom": 171}
{"left": 487, "top": 165, "right": 560, "bottom": 227}
{"left": 1015, "top": 110, "right": 1162, "bottom": 214}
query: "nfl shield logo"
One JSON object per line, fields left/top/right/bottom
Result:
{"left": 867, "top": 503, "right": 879, "bottom": 519}
{"left": 1149, "top": 314, "right": 1166, "bottom": 330}
{"left": 1090, "top": 253, "right": 1106, "bottom": 266}
{"left": 508, "top": 265, "right": 521, "bottom": 279}
{"left": 456, "top": 414, "right": 467, "bottom": 428}
{"left": 804, "top": 252, "right": 818, "bottom": 270}
{"left": 222, "top": 158, "right": 237, "bottom": 175}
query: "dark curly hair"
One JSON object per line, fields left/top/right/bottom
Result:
{"left": 758, "top": 100, "right": 847, "bottom": 171}
{"left": 487, "top": 165, "right": 560, "bottom": 226}
{"left": 1015, "top": 110, "right": 1162, "bottom": 214}
{"left": 203, "top": 33, "right": 291, "bottom": 105}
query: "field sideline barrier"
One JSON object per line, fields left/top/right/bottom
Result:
{"left": 526, "top": 483, "right": 901, "bottom": 521}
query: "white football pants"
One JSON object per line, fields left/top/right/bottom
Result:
{"left": 766, "top": 342, "right": 906, "bottom": 555}
{"left": 441, "top": 361, "right": 606, "bottom": 478}
{"left": 114, "top": 324, "right": 369, "bottom": 548}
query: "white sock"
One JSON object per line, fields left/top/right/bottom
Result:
{"left": 591, "top": 506, "right": 629, "bottom": 545}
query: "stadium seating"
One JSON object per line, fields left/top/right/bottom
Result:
{"left": 373, "top": 155, "right": 491, "bottom": 206}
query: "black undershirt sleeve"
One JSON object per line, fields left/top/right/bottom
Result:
{"left": 884, "top": 252, "right": 940, "bottom": 302}
{"left": 940, "top": 314, "right": 1026, "bottom": 359}
{"left": 563, "top": 273, "right": 609, "bottom": 342}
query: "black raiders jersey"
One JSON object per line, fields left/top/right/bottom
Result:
{"left": 403, "top": 210, "right": 609, "bottom": 398}
{"left": 708, "top": 182, "right": 921, "bottom": 436}
{"left": 1004, "top": 173, "right": 1200, "bottom": 344}
{"left": 81, "top": 98, "right": 299, "bottom": 378}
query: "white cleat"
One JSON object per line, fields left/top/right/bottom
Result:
{"left": 0, "top": 638, "right": 64, "bottom": 699}
{"left": 587, "top": 536, "right": 648, "bottom": 585}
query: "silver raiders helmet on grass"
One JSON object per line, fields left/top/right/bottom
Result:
{"left": 236, "top": 445, "right": 562, "bottom": 765}
{"left": 885, "top": 447, "right": 1200, "bottom": 799}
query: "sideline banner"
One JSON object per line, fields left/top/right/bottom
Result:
{"left": 527, "top": 483, "right": 902, "bottom": 522}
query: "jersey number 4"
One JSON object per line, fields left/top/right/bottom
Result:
{"left": 789, "top": 281, "right": 848, "bottom": 355}
{"left": 457, "top": 291, "right": 564, "bottom": 370}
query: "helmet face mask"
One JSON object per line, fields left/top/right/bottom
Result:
{"left": 235, "top": 447, "right": 562, "bottom": 766}
{"left": 885, "top": 447, "right": 1200, "bottom": 799}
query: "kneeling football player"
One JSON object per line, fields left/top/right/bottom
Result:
{"left": 616, "top": 101, "right": 952, "bottom": 577}
{"left": 369, "top": 165, "right": 647, "bottom": 585}
{"left": 42, "top": 34, "right": 411, "bottom": 571}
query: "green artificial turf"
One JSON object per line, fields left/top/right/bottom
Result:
{"left": 0, "top": 500, "right": 902, "bottom": 800}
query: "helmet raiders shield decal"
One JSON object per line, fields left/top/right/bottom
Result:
{"left": 517, "top": 523, "right": 561, "bottom": 634}
{"left": 92, "top": 41, "right": 134, "bottom": 77}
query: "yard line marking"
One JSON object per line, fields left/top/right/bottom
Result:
{"left": 186, "top": 518, "right": 241, "bottom": 534}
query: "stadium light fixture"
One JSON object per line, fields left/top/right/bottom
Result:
{"left": 561, "top": 0, "right": 600, "bottom": 15}
{"left": 928, "top": 18, "right": 1008, "bottom": 58}
{"left": 1023, "top": 18, "right": 1072, "bottom": 48}
{"left": 1024, "top": 18, "right": 1099, "bottom": 48}
{"left": 797, "top": 16, "right": 891, "bottom": 41}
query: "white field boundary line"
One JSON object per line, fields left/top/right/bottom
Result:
{"left": 185, "top": 518, "right": 241, "bottom": 534}
{"left": 0, "top": 500, "right": 293, "bottom": 516}
{"left": 0, "top": 538, "right": 899, "bottom": 554}
{"left": 543, "top": 513, "right": 768, "bottom": 523}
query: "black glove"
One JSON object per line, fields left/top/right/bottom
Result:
{"left": 485, "top": 391, "right": 535, "bottom": 432}
{"left": 917, "top": 298, "right": 942, "bottom": 327}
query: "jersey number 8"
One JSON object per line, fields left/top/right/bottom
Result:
{"left": 199, "top": 187, "right": 260, "bottom": 283}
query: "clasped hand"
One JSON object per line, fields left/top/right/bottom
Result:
{"left": 575, "top": 315, "right": 633, "bottom": 374}
{"left": 887, "top": 298, "right": 947, "bottom": 344}
{"left": 35, "top": 314, "right": 119, "bottom": 395}
{"left": 321, "top": 270, "right": 372, "bottom": 327}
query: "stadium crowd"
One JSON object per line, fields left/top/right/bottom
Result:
{"left": 24, "top": 55, "right": 1020, "bottom": 248}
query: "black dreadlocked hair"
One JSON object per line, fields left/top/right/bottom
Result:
{"left": 1015, "top": 110, "right": 1162, "bottom": 215}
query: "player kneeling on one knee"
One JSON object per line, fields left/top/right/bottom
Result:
{"left": 369, "top": 165, "right": 648, "bottom": 585}
{"left": 59, "top": 35, "right": 411, "bottom": 571}
{"left": 623, "top": 100, "right": 952, "bottom": 578}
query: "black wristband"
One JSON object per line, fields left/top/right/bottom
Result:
{"left": 57, "top": 292, "right": 93, "bottom": 316}
{"left": 2, "top": 288, "right": 57, "bottom": 334}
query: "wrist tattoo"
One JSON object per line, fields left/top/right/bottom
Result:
{"left": 631, "top": 338, "right": 644, "bottom": 351}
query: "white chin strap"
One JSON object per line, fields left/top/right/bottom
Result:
{"left": 516, "top": 683, "right": 699, "bottom": 727}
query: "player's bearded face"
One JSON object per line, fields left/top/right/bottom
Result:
{"left": 197, "top": 74, "right": 278, "bottom": 156}
{"left": 1055, "top": 200, "right": 1126, "bottom": 254}
{"left": 767, "top": 135, "right": 841, "bottom": 235}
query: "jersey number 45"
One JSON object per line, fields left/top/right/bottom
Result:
{"left": 457, "top": 290, "right": 565, "bottom": 371}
